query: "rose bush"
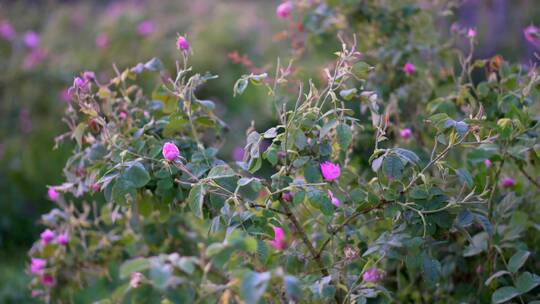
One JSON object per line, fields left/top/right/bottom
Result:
{"left": 28, "top": 2, "right": 540, "bottom": 304}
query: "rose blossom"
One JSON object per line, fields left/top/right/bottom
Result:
{"left": 276, "top": 2, "right": 293, "bottom": 19}
{"left": 40, "top": 229, "right": 55, "bottom": 245}
{"left": 41, "top": 275, "right": 54, "bottom": 286}
{"left": 47, "top": 187, "right": 59, "bottom": 201}
{"left": 137, "top": 20, "right": 155, "bottom": 36}
{"left": 400, "top": 128, "right": 412, "bottom": 140}
{"left": 162, "top": 142, "right": 180, "bottom": 161}
{"left": 320, "top": 161, "right": 341, "bottom": 181}
{"left": 57, "top": 232, "right": 69, "bottom": 245}
{"left": 501, "top": 177, "right": 515, "bottom": 188}
{"left": 176, "top": 35, "right": 189, "bottom": 51}
{"left": 0, "top": 21, "right": 15, "bottom": 41}
{"left": 269, "top": 226, "right": 286, "bottom": 250}
{"left": 30, "top": 258, "right": 46, "bottom": 274}
{"left": 23, "top": 31, "right": 40, "bottom": 48}
{"left": 403, "top": 63, "right": 415, "bottom": 75}
{"left": 484, "top": 159, "right": 492, "bottom": 168}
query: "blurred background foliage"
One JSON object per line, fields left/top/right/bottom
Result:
{"left": 0, "top": 0, "right": 538, "bottom": 302}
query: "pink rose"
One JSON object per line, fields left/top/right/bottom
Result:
{"left": 484, "top": 159, "right": 492, "bottom": 168}
{"left": 92, "top": 183, "right": 101, "bottom": 192}
{"left": 402, "top": 63, "right": 415, "bottom": 76}
{"left": 501, "top": 177, "right": 515, "bottom": 188}
{"left": 276, "top": 2, "right": 293, "bottom": 19}
{"left": 47, "top": 187, "right": 59, "bottom": 201}
{"left": 176, "top": 35, "right": 189, "bottom": 51}
{"left": 467, "top": 28, "right": 476, "bottom": 39}
{"left": 57, "top": 232, "right": 69, "bottom": 245}
{"left": 320, "top": 161, "right": 341, "bottom": 181}
{"left": 362, "top": 267, "right": 382, "bottom": 283}
{"left": 269, "top": 226, "right": 287, "bottom": 250}
{"left": 23, "top": 31, "right": 40, "bottom": 48}
{"left": 41, "top": 275, "right": 55, "bottom": 286}
{"left": 30, "top": 258, "right": 46, "bottom": 274}
{"left": 40, "top": 229, "right": 55, "bottom": 245}
{"left": 328, "top": 190, "right": 340, "bottom": 207}
{"left": 400, "top": 128, "right": 412, "bottom": 140}
{"left": 162, "top": 142, "right": 180, "bottom": 161}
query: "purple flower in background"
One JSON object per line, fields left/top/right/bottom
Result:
{"left": 73, "top": 76, "right": 89, "bottom": 92}
{"left": 320, "top": 161, "right": 341, "bottom": 181}
{"left": 400, "top": 128, "right": 412, "bottom": 140}
{"left": 524, "top": 25, "right": 540, "bottom": 47}
{"left": 19, "top": 107, "right": 32, "bottom": 134}
{"left": 232, "top": 146, "right": 245, "bottom": 162}
{"left": 96, "top": 33, "right": 109, "bottom": 49}
{"left": 328, "top": 190, "right": 340, "bottom": 207}
{"left": 83, "top": 70, "right": 95, "bottom": 81}
{"left": 276, "top": 2, "right": 293, "bottom": 19}
{"left": 402, "top": 63, "right": 415, "bottom": 75}
{"left": 176, "top": 35, "right": 189, "bottom": 51}
{"left": 23, "top": 31, "right": 40, "bottom": 48}
{"left": 23, "top": 48, "right": 46, "bottom": 70}
{"left": 60, "top": 88, "right": 72, "bottom": 103}
{"left": 57, "top": 232, "right": 69, "bottom": 245}
{"left": 0, "top": 21, "right": 15, "bottom": 41}
{"left": 40, "top": 229, "right": 55, "bottom": 245}
{"left": 501, "top": 177, "right": 515, "bottom": 188}
{"left": 137, "top": 20, "right": 155, "bottom": 36}
{"left": 30, "top": 258, "right": 46, "bottom": 274}
{"left": 362, "top": 267, "right": 382, "bottom": 283}
{"left": 484, "top": 159, "right": 492, "bottom": 168}
{"left": 162, "top": 142, "right": 180, "bottom": 161}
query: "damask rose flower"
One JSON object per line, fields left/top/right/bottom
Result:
{"left": 276, "top": 2, "right": 293, "bottom": 19}
{"left": 162, "top": 142, "right": 180, "bottom": 161}
{"left": 320, "top": 161, "right": 341, "bottom": 181}
{"left": 501, "top": 177, "right": 515, "bottom": 188}
{"left": 30, "top": 258, "right": 46, "bottom": 274}
{"left": 41, "top": 275, "right": 54, "bottom": 286}
{"left": 484, "top": 159, "right": 492, "bottom": 168}
{"left": 40, "top": 229, "right": 55, "bottom": 245}
{"left": 269, "top": 226, "right": 286, "bottom": 250}
{"left": 400, "top": 128, "right": 412, "bottom": 140}
{"left": 176, "top": 35, "right": 189, "bottom": 51}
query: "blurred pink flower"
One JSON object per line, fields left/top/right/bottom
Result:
{"left": 0, "top": 21, "right": 15, "bottom": 40}
{"left": 276, "top": 2, "right": 293, "bottom": 19}
{"left": 400, "top": 128, "right": 412, "bottom": 140}
{"left": 41, "top": 275, "right": 54, "bottom": 286}
{"left": 269, "top": 226, "right": 286, "bottom": 250}
{"left": 467, "top": 28, "right": 476, "bottom": 39}
{"left": 403, "top": 63, "right": 415, "bottom": 75}
{"left": 83, "top": 71, "right": 95, "bottom": 80}
{"left": 328, "top": 190, "right": 340, "bottom": 207}
{"left": 73, "top": 76, "right": 89, "bottom": 92}
{"left": 501, "top": 177, "right": 515, "bottom": 188}
{"left": 47, "top": 187, "right": 59, "bottom": 201}
{"left": 96, "top": 33, "right": 109, "bottom": 49}
{"left": 524, "top": 25, "right": 540, "bottom": 47}
{"left": 176, "top": 35, "right": 189, "bottom": 51}
{"left": 162, "top": 142, "right": 180, "bottom": 161}
{"left": 118, "top": 111, "right": 127, "bottom": 120}
{"left": 60, "top": 88, "right": 72, "bottom": 103}
{"left": 137, "top": 20, "right": 155, "bottom": 36}
{"left": 19, "top": 107, "right": 32, "bottom": 134}
{"left": 57, "top": 232, "right": 69, "bottom": 245}
{"left": 362, "top": 267, "right": 382, "bottom": 283}
{"left": 30, "top": 258, "right": 46, "bottom": 274}
{"left": 23, "top": 31, "right": 40, "bottom": 48}
{"left": 320, "top": 161, "right": 341, "bottom": 181}
{"left": 92, "top": 183, "right": 101, "bottom": 192}
{"left": 23, "top": 48, "right": 46, "bottom": 70}
{"left": 484, "top": 159, "right": 492, "bottom": 168}
{"left": 40, "top": 229, "right": 55, "bottom": 245}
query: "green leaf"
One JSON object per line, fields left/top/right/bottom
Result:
{"left": 484, "top": 270, "right": 511, "bottom": 286}
{"left": 383, "top": 155, "right": 404, "bottom": 179}
{"left": 421, "top": 253, "right": 441, "bottom": 288}
{"left": 515, "top": 272, "right": 540, "bottom": 294}
{"left": 491, "top": 286, "right": 520, "bottom": 304}
{"left": 371, "top": 156, "right": 384, "bottom": 172}
{"left": 336, "top": 124, "right": 353, "bottom": 150}
{"left": 393, "top": 148, "right": 420, "bottom": 164}
{"left": 187, "top": 184, "right": 206, "bottom": 219}
{"left": 124, "top": 162, "right": 151, "bottom": 188}
{"left": 112, "top": 179, "right": 137, "bottom": 205}
{"left": 207, "top": 164, "right": 236, "bottom": 179}
{"left": 507, "top": 250, "right": 530, "bottom": 273}
{"left": 240, "top": 271, "right": 271, "bottom": 304}
{"left": 119, "top": 258, "right": 150, "bottom": 279}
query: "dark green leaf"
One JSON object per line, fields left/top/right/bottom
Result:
{"left": 491, "top": 286, "right": 520, "bottom": 304}
{"left": 187, "top": 184, "right": 206, "bottom": 219}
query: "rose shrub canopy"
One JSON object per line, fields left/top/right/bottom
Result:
{"left": 26, "top": 1, "right": 540, "bottom": 303}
